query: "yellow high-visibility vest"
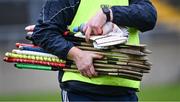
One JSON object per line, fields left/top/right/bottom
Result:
{"left": 62, "top": 0, "right": 140, "bottom": 90}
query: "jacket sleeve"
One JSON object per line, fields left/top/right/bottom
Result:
{"left": 111, "top": 0, "right": 157, "bottom": 32}
{"left": 31, "top": 0, "right": 80, "bottom": 59}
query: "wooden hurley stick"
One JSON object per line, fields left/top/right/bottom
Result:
{"left": 69, "top": 64, "right": 143, "bottom": 76}
{"left": 93, "top": 63, "right": 150, "bottom": 72}
{"left": 93, "top": 60, "right": 151, "bottom": 68}
{"left": 67, "top": 62, "right": 149, "bottom": 73}
{"left": 111, "top": 48, "right": 146, "bottom": 56}
{"left": 77, "top": 46, "right": 148, "bottom": 61}
{"left": 77, "top": 46, "right": 147, "bottom": 56}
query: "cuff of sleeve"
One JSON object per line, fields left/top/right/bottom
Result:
{"left": 57, "top": 42, "right": 74, "bottom": 60}
{"left": 111, "top": 6, "right": 127, "bottom": 26}
{"left": 111, "top": 7, "right": 119, "bottom": 24}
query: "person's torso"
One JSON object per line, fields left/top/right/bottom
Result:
{"left": 60, "top": 0, "right": 140, "bottom": 93}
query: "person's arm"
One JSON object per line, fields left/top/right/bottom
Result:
{"left": 32, "top": 0, "right": 102, "bottom": 77}
{"left": 84, "top": 0, "right": 157, "bottom": 41}
{"left": 111, "top": 0, "right": 157, "bottom": 32}
{"left": 32, "top": 0, "right": 79, "bottom": 59}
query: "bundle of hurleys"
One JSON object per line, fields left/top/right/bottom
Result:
{"left": 3, "top": 30, "right": 152, "bottom": 81}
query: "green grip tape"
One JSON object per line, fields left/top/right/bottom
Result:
{"left": 15, "top": 63, "right": 52, "bottom": 71}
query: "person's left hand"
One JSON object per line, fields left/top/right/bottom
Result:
{"left": 25, "top": 25, "right": 35, "bottom": 32}
{"left": 83, "top": 10, "right": 107, "bottom": 42}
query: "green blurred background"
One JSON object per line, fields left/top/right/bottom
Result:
{"left": 0, "top": 0, "right": 180, "bottom": 101}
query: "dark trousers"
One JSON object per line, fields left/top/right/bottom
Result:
{"left": 61, "top": 89, "right": 138, "bottom": 102}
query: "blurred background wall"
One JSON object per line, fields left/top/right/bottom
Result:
{"left": 0, "top": 0, "right": 180, "bottom": 101}
{"left": 0, "top": 0, "right": 61, "bottom": 95}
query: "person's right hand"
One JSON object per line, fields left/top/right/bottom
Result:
{"left": 68, "top": 47, "right": 103, "bottom": 77}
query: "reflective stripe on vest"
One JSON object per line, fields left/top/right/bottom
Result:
{"left": 63, "top": 0, "right": 140, "bottom": 90}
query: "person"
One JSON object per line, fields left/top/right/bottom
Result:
{"left": 30, "top": 0, "right": 157, "bottom": 101}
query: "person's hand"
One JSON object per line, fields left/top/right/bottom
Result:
{"left": 83, "top": 10, "right": 107, "bottom": 42}
{"left": 68, "top": 47, "right": 103, "bottom": 77}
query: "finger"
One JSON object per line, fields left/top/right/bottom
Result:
{"left": 93, "top": 25, "right": 103, "bottom": 35}
{"left": 89, "top": 65, "right": 98, "bottom": 76}
{"left": 92, "top": 28, "right": 98, "bottom": 35}
{"left": 25, "top": 25, "right": 35, "bottom": 32}
{"left": 86, "top": 69, "right": 93, "bottom": 78}
{"left": 97, "top": 27, "right": 103, "bottom": 35}
{"left": 83, "top": 24, "right": 88, "bottom": 34}
{"left": 80, "top": 70, "right": 88, "bottom": 77}
{"left": 90, "top": 21, "right": 103, "bottom": 35}
{"left": 85, "top": 26, "right": 92, "bottom": 43}
{"left": 92, "top": 53, "right": 104, "bottom": 59}
{"left": 79, "top": 67, "right": 90, "bottom": 77}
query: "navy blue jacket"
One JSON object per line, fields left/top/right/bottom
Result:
{"left": 32, "top": 0, "right": 157, "bottom": 60}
